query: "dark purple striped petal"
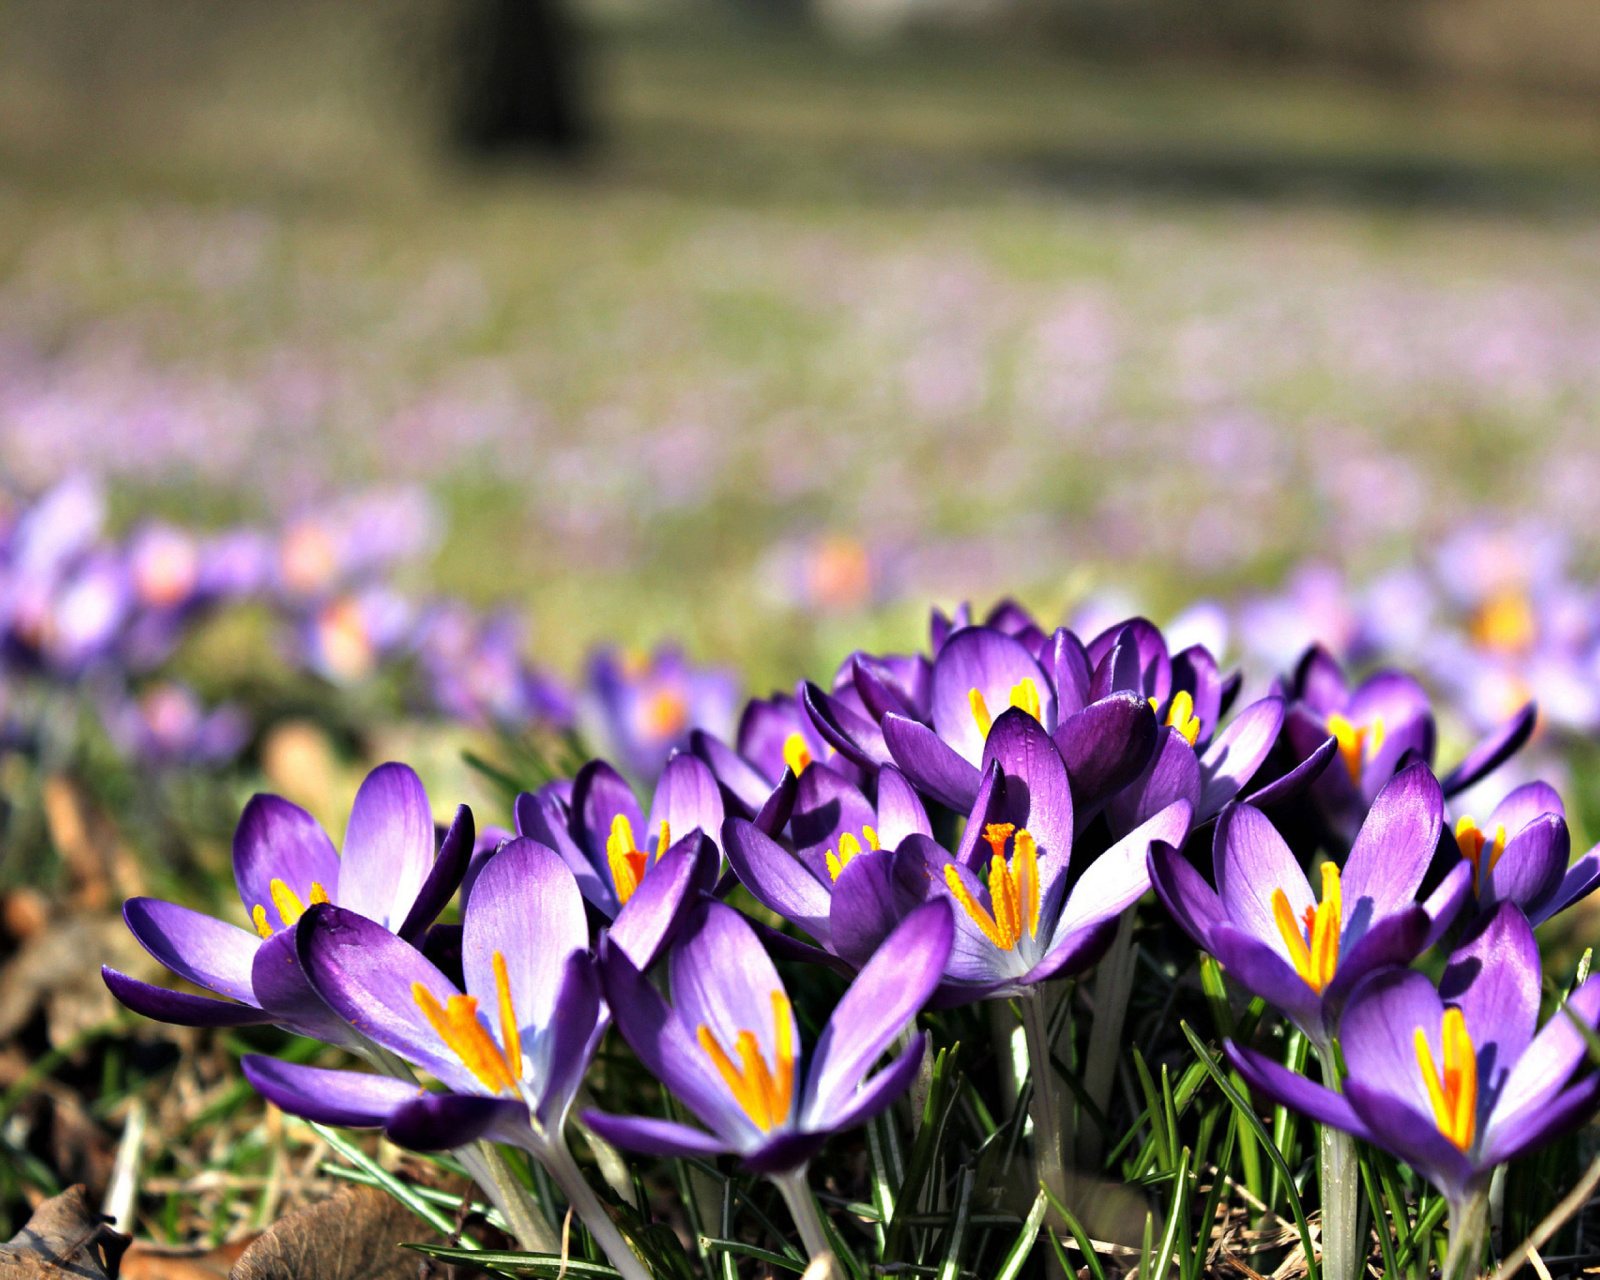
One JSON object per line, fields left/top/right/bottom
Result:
{"left": 398, "top": 804, "right": 473, "bottom": 943}
{"left": 1440, "top": 702, "right": 1537, "bottom": 797}
{"left": 722, "top": 817, "right": 833, "bottom": 948}
{"left": 882, "top": 713, "right": 982, "bottom": 813}
{"left": 123, "top": 898, "right": 260, "bottom": 1006}
{"left": 102, "top": 968, "right": 267, "bottom": 1026}
{"left": 241, "top": 1056, "right": 421, "bottom": 1128}
{"left": 580, "top": 1110, "right": 732, "bottom": 1160}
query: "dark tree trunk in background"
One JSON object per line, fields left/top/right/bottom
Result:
{"left": 452, "top": 0, "right": 592, "bottom": 157}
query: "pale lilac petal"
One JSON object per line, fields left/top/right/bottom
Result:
{"left": 1339, "top": 968, "right": 1443, "bottom": 1118}
{"left": 337, "top": 764, "right": 436, "bottom": 932}
{"left": 1050, "top": 800, "right": 1189, "bottom": 943}
{"left": 1441, "top": 702, "right": 1537, "bottom": 797}
{"left": 670, "top": 903, "right": 795, "bottom": 1090}
{"left": 242, "top": 1057, "right": 423, "bottom": 1128}
{"left": 874, "top": 765, "right": 931, "bottom": 848}
{"left": 722, "top": 817, "right": 833, "bottom": 948}
{"left": 982, "top": 707, "right": 1074, "bottom": 857}
{"left": 1484, "top": 976, "right": 1600, "bottom": 1146}
{"left": 806, "top": 1034, "right": 927, "bottom": 1136}
{"left": 1532, "top": 845, "right": 1600, "bottom": 926}
{"left": 1197, "top": 697, "right": 1285, "bottom": 819}
{"left": 1214, "top": 804, "right": 1313, "bottom": 953}
{"left": 647, "top": 752, "right": 726, "bottom": 855}
{"left": 1340, "top": 762, "right": 1442, "bottom": 914}
{"left": 930, "top": 628, "right": 1052, "bottom": 764}
{"left": 1226, "top": 1043, "right": 1374, "bottom": 1141}
{"left": 1440, "top": 902, "right": 1540, "bottom": 1075}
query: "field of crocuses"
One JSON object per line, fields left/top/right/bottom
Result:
{"left": 5, "top": 8, "right": 1600, "bottom": 1279}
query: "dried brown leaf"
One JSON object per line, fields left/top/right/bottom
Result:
{"left": 121, "top": 1239, "right": 255, "bottom": 1280}
{"left": 0, "top": 1185, "right": 130, "bottom": 1280}
{"left": 229, "top": 1187, "right": 439, "bottom": 1280}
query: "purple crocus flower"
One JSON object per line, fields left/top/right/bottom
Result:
{"left": 721, "top": 761, "right": 933, "bottom": 967}
{"left": 100, "top": 680, "right": 250, "bottom": 768}
{"left": 513, "top": 753, "right": 722, "bottom": 960}
{"left": 103, "top": 763, "right": 471, "bottom": 1048}
{"left": 241, "top": 838, "right": 653, "bottom": 1280}
{"left": 1229, "top": 902, "right": 1600, "bottom": 1248}
{"left": 1280, "top": 645, "right": 1535, "bottom": 848}
{"left": 894, "top": 709, "right": 1193, "bottom": 1002}
{"left": 585, "top": 643, "right": 738, "bottom": 782}
{"left": 582, "top": 897, "right": 954, "bottom": 1174}
{"left": 1451, "top": 781, "right": 1600, "bottom": 928}
{"left": 1150, "top": 761, "right": 1470, "bottom": 1049}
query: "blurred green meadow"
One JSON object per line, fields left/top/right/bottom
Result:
{"left": 5, "top": 0, "right": 1600, "bottom": 694}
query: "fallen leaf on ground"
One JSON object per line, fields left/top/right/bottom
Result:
{"left": 122, "top": 1238, "right": 256, "bottom": 1280}
{"left": 230, "top": 1187, "right": 439, "bottom": 1280}
{"left": 0, "top": 1185, "right": 131, "bottom": 1280}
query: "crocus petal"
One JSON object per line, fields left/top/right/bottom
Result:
{"left": 1047, "top": 628, "right": 1091, "bottom": 718}
{"left": 1050, "top": 800, "right": 1191, "bottom": 944}
{"left": 241, "top": 1056, "right": 422, "bottom": 1128}
{"left": 1018, "top": 915, "right": 1120, "bottom": 987}
{"left": 647, "top": 753, "right": 725, "bottom": 855}
{"left": 670, "top": 904, "right": 796, "bottom": 1096}
{"left": 1347, "top": 672, "right": 1433, "bottom": 744}
{"left": 752, "top": 769, "right": 797, "bottom": 837}
{"left": 737, "top": 693, "right": 821, "bottom": 786}
{"left": 580, "top": 1111, "right": 732, "bottom": 1160}
{"left": 387, "top": 1094, "right": 530, "bottom": 1152}
{"left": 1243, "top": 735, "right": 1336, "bottom": 810}
{"left": 1292, "top": 645, "right": 1348, "bottom": 715}
{"left": 805, "top": 902, "right": 953, "bottom": 1120}
{"left": 251, "top": 928, "right": 367, "bottom": 1048}
{"left": 1440, "top": 902, "right": 1540, "bottom": 1074}
{"left": 741, "top": 1131, "right": 834, "bottom": 1175}
{"left": 1322, "top": 906, "right": 1429, "bottom": 1007}
{"left": 1440, "top": 702, "right": 1537, "bottom": 797}
{"left": 1338, "top": 968, "right": 1445, "bottom": 1119}
{"left": 397, "top": 805, "right": 473, "bottom": 944}
{"left": 1483, "top": 976, "right": 1600, "bottom": 1146}
{"left": 1107, "top": 727, "right": 1200, "bottom": 836}
{"left": 954, "top": 761, "right": 1007, "bottom": 869}
{"left": 1086, "top": 618, "right": 1171, "bottom": 704}
{"left": 1214, "top": 805, "right": 1313, "bottom": 955}
{"left": 337, "top": 764, "right": 437, "bottom": 932}
{"left": 102, "top": 968, "right": 268, "bottom": 1025}
{"left": 1343, "top": 1079, "right": 1477, "bottom": 1201}
{"left": 908, "top": 840, "right": 1024, "bottom": 985}
{"left": 1531, "top": 845, "right": 1600, "bottom": 926}
{"left": 1482, "top": 1074, "right": 1600, "bottom": 1171}
{"left": 1052, "top": 693, "right": 1158, "bottom": 819}
{"left": 571, "top": 760, "right": 645, "bottom": 876}
{"left": 610, "top": 830, "right": 718, "bottom": 969}
{"left": 851, "top": 655, "right": 919, "bottom": 722}
{"left": 874, "top": 765, "right": 931, "bottom": 849}
{"left": 297, "top": 904, "right": 480, "bottom": 1094}
{"left": 931, "top": 628, "right": 1053, "bottom": 764}
{"left": 829, "top": 849, "right": 903, "bottom": 970}
{"left": 598, "top": 935, "right": 755, "bottom": 1141}
{"left": 1147, "top": 841, "right": 1224, "bottom": 951}
{"left": 1197, "top": 698, "right": 1284, "bottom": 819}
{"left": 803, "top": 682, "right": 892, "bottom": 771}
{"left": 123, "top": 898, "right": 261, "bottom": 1005}
{"left": 1206, "top": 924, "right": 1326, "bottom": 1039}
{"left": 459, "top": 825, "right": 511, "bottom": 912}
{"left": 983, "top": 707, "right": 1074, "bottom": 857}
{"left": 1419, "top": 861, "right": 1473, "bottom": 951}
{"left": 1172, "top": 645, "right": 1223, "bottom": 743}
{"left": 463, "top": 837, "right": 588, "bottom": 1035}
{"left": 1340, "top": 762, "right": 1442, "bottom": 916}
{"left": 882, "top": 713, "right": 982, "bottom": 812}
{"left": 792, "top": 764, "right": 877, "bottom": 879}
{"left": 515, "top": 789, "right": 616, "bottom": 915}
{"left": 722, "top": 817, "right": 834, "bottom": 948}
{"left": 232, "top": 795, "right": 340, "bottom": 931}
{"left": 1225, "top": 1042, "right": 1376, "bottom": 1143}
{"left": 534, "top": 951, "right": 603, "bottom": 1126}
{"left": 1488, "top": 781, "right": 1565, "bottom": 831}
{"left": 1481, "top": 814, "right": 1568, "bottom": 916}
{"left": 689, "top": 729, "right": 770, "bottom": 815}
{"left": 806, "top": 1033, "right": 927, "bottom": 1136}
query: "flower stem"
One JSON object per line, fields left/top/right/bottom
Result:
{"left": 1315, "top": 1046, "right": 1361, "bottom": 1280}
{"left": 1443, "top": 1192, "right": 1489, "bottom": 1280}
{"left": 1079, "top": 908, "right": 1137, "bottom": 1167}
{"left": 538, "top": 1136, "right": 655, "bottom": 1280}
{"left": 1020, "top": 987, "right": 1069, "bottom": 1217}
{"left": 456, "top": 1142, "right": 560, "bottom": 1254}
{"left": 772, "top": 1166, "right": 839, "bottom": 1277}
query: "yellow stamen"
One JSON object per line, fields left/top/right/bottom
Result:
{"left": 1009, "top": 677, "right": 1041, "bottom": 722}
{"left": 492, "top": 951, "right": 523, "bottom": 1084}
{"left": 864, "top": 825, "right": 880, "bottom": 850}
{"left": 309, "top": 882, "right": 330, "bottom": 905}
{"left": 412, "top": 984, "right": 518, "bottom": 1094}
{"left": 658, "top": 819, "right": 671, "bottom": 854}
{"left": 696, "top": 990, "right": 795, "bottom": 1132}
{"left": 1326, "top": 713, "right": 1384, "bottom": 786}
{"left": 1454, "top": 816, "right": 1508, "bottom": 895}
{"left": 827, "top": 833, "right": 863, "bottom": 881}
{"left": 969, "top": 688, "right": 994, "bottom": 739}
{"left": 782, "top": 731, "right": 814, "bottom": 777}
{"left": 252, "top": 904, "right": 272, "bottom": 940}
{"left": 1415, "top": 1007, "right": 1477, "bottom": 1152}
{"left": 1271, "top": 862, "right": 1342, "bottom": 993}
{"left": 1166, "top": 690, "right": 1202, "bottom": 746}
{"left": 606, "top": 814, "right": 650, "bottom": 907}
{"left": 269, "top": 878, "right": 306, "bottom": 928}
{"left": 943, "top": 825, "right": 1041, "bottom": 951}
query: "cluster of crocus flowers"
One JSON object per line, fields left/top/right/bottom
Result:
{"left": 103, "top": 596, "right": 1600, "bottom": 1280}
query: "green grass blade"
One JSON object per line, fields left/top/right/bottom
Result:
{"left": 698, "top": 1238, "right": 807, "bottom": 1274}
{"left": 1039, "top": 1183, "right": 1109, "bottom": 1280}
{"left": 934, "top": 1167, "right": 975, "bottom": 1280}
{"left": 1150, "top": 1146, "right": 1190, "bottom": 1280}
{"left": 991, "top": 1189, "right": 1049, "bottom": 1280}
{"left": 405, "top": 1245, "right": 619, "bottom": 1277}
{"left": 311, "top": 1122, "right": 467, "bottom": 1242}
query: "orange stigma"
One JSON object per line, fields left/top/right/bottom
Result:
{"left": 944, "top": 824, "right": 1040, "bottom": 951}
{"left": 1415, "top": 1007, "right": 1477, "bottom": 1151}
{"left": 412, "top": 957, "right": 524, "bottom": 1096}
{"left": 697, "top": 990, "right": 795, "bottom": 1132}
{"left": 1272, "top": 861, "right": 1341, "bottom": 993}
{"left": 1454, "top": 816, "right": 1507, "bottom": 896}
{"left": 782, "top": 731, "right": 814, "bottom": 776}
